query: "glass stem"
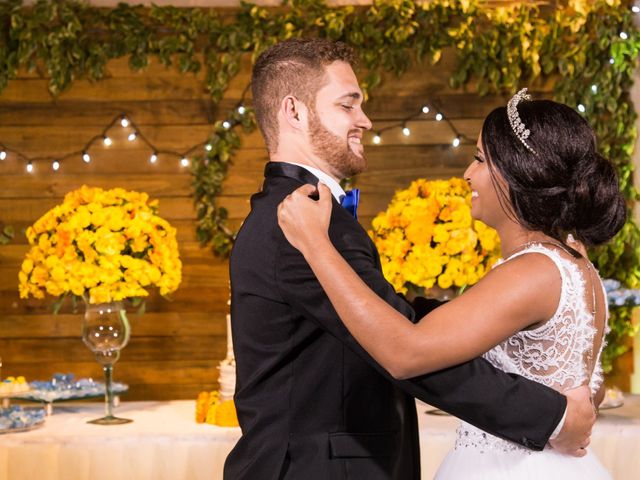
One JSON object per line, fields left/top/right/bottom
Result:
{"left": 103, "top": 363, "right": 114, "bottom": 418}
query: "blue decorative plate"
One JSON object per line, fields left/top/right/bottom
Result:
{"left": 0, "top": 406, "right": 46, "bottom": 434}
{"left": 18, "top": 374, "right": 128, "bottom": 403}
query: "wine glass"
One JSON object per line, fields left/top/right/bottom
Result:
{"left": 82, "top": 301, "right": 132, "bottom": 425}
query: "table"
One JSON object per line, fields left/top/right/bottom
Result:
{"left": 1, "top": 397, "right": 638, "bottom": 480}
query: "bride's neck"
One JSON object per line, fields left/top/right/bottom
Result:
{"left": 495, "top": 223, "right": 555, "bottom": 259}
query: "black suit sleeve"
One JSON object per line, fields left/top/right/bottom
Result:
{"left": 400, "top": 294, "right": 445, "bottom": 319}
{"left": 274, "top": 222, "right": 566, "bottom": 451}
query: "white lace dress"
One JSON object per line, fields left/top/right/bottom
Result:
{"left": 435, "top": 244, "right": 611, "bottom": 479}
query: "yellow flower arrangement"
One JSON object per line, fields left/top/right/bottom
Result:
{"left": 18, "top": 185, "right": 182, "bottom": 305}
{"left": 369, "top": 178, "right": 501, "bottom": 294}
{"left": 195, "top": 391, "right": 239, "bottom": 427}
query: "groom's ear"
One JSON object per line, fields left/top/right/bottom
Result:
{"left": 281, "top": 95, "right": 308, "bottom": 131}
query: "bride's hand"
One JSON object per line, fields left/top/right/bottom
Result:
{"left": 278, "top": 182, "right": 333, "bottom": 256}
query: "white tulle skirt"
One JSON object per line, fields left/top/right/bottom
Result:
{"left": 435, "top": 446, "right": 611, "bottom": 479}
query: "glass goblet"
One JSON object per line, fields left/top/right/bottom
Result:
{"left": 82, "top": 301, "right": 132, "bottom": 425}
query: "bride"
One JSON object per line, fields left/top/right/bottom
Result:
{"left": 277, "top": 90, "right": 625, "bottom": 478}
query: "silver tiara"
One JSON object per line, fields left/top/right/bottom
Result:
{"left": 507, "top": 88, "right": 537, "bottom": 155}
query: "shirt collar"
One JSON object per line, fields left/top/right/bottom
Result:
{"left": 289, "top": 163, "right": 346, "bottom": 201}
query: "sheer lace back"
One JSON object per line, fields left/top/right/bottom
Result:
{"left": 484, "top": 243, "right": 607, "bottom": 395}
{"left": 455, "top": 243, "right": 608, "bottom": 453}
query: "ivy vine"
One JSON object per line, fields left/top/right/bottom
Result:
{"left": 1, "top": 0, "right": 639, "bottom": 372}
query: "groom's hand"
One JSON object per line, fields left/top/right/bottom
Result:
{"left": 549, "top": 385, "right": 596, "bottom": 457}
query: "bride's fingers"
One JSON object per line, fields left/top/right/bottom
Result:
{"left": 291, "top": 183, "right": 318, "bottom": 199}
{"left": 317, "top": 182, "right": 332, "bottom": 209}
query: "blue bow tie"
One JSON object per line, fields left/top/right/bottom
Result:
{"left": 340, "top": 188, "right": 360, "bottom": 219}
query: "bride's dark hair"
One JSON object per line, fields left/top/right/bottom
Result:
{"left": 481, "top": 99, "right": 626, "bottom": 247}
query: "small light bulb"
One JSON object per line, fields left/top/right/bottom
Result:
{"left": 82, "top": 152, "right": 91, "bottom": 163}
{"left": 222, "top": 121, "right": 231, "bottom": 130}
{"left": 128, "top": 132, "right": 137, "bottom": 141}
{"left": 591, "top": 84, "right": 598, "bottom": 94}
{"left": 609, "top": 58, "right": 615, "bottom": 64}
{"left": 0, "top": 150, "right": 6, "bottom": 160}
{"left": 632, "top": 5, "right": 640, "bottom": 13}
{"left": 422, "top": 105, "right": 430, "bottom": 114}
{"left": 577, "top": 104, "right": 586, "bottom": 113}
{"left": 120, "top": 116, "right": 129, "bottom": 128}
{"left": 237, "top": 105, "right": 246, "bottom": 115}
{"left": 373, "top": 134, "right": 381, "bottom": 145}
{"left": 205, "top": 144, "right": 212, "bottom": 152}
{"left": 435, "top": 113, "right": 443, "bottom": 121}
{"left": 150, "top": 153, "right": 158, "bottom": 164}
{"left": 620, "top": 31, "right": 628, "bottom": 40}
{"left": 26, "top": 161, "right": 33, "bottom": 173}
{"left": 452, "top": 137, "right": 461, "bottom": 148}
{"left": 180, "top": 157, "right": 190, "bottom": 167}
{"left": 103, "top": 136, "right": 112, "bottom": 146}
{"left": 402, "top": 126, "right": 411, "bottom": 137}
{"left": 52, "top": 160, "right": 60, "bottom": 171}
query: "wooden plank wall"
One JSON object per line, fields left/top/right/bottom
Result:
{"left": 0, "top": 47, "right": 557, "bottom": 400}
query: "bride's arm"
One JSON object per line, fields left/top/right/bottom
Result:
{"left": 278, "top": 183, "right": 561, "bottom": 379}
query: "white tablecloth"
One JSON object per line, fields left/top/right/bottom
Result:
{"left": 1, "top": 396, "right": 639, "bottom": 480}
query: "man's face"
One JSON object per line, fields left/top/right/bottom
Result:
{"left": 308, "top": 61, "right": 372, "bottom": 179}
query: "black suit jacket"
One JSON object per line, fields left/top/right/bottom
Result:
{"left": 224, "top": 162, "right": 566, "bottom": 480}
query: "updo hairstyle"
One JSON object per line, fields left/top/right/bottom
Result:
{"left": 481, "top": 99, "right": 626, "bottom": 247}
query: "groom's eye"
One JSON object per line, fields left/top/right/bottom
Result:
{"left": 341, "top": 104, "right": 355, "bottom": 111}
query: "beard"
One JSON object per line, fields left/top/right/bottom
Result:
{"left": 308, "top": 110, "right": 366, "bottom": 179}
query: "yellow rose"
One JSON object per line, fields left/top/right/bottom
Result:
{"left": 437, "top": 273, "right": 453, "bottom": 289}
{"left": 21, "top": 258, "right": 34, "bottom": 274}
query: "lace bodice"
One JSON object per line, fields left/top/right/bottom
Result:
{"left": 456, "top": 243, "right": 608, "bottom": 453}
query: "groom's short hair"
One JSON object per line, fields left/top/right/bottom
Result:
{"left": 251, "top": 38, "right": 356, "bottom": 154}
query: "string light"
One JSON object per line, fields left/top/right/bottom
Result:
{"left": 366, "top": 101, "right": 469, "bottom": 149}
{"left": 0, "top": 81, "right": 253, "bottom": 173}
{"left": 26, "top": 161, "right": 33, "bottom": 173}
{"left": 610, "top": 58, "right": 615, "bottom": 64}
{"left": 620, "top": 31, "right": 628, "bottom": 40}
{"left": 52, "top": 160, "right": 60, "bottom": 171}
{"left": 591, "top": 84, "right": 598, "bottom": 94}
{"left": 632, "top": 5, "right": 640, "bottom": 13}
{"left": 578, "top": 104, "right": 586, "bottom": 113}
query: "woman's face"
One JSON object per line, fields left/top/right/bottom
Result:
{"left": 464, "top": 133, "right": 509, "bottom": 228}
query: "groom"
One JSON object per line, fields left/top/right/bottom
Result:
{"left": 225, "top": 38, "right": 594, "bottom": 479}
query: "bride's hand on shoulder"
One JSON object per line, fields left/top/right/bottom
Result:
{"left": 277, "top": 182, "right": 333, "bottom": 256}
